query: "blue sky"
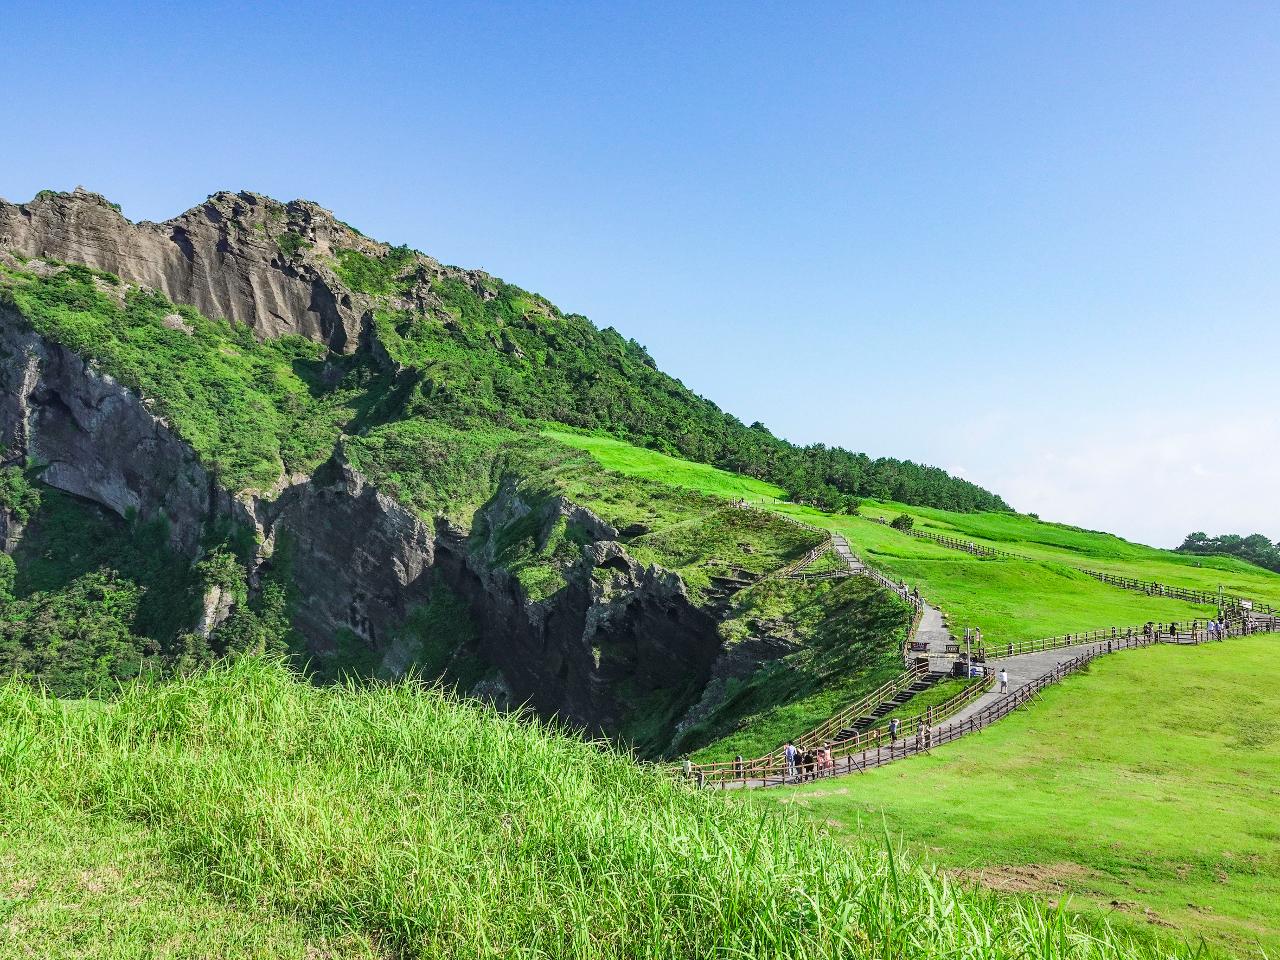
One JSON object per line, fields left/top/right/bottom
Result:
{"left": 2, "top": 1, "right": 1277, "bottom": 546}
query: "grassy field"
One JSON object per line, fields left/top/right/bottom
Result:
{"left": 763, "top": 636, "right": 1280, "bottom": 957}
{"left": 0, "top": 657, "right": 1210, "bottom": 960}
{"left": 859, "top": 500, "right": 1280, "bottom": 609}
{"left": 541, "top": 427, "right": 787, "bottom": 501}
{"left": 547, "top": 430, "right": 1236, "bottom": 643}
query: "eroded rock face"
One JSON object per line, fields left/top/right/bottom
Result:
{"left": 0, "top": 188, "right": 376, "bottom": 351}
{"left": 0, "top": 308, "right": 720, "bottom": 744}
{"left": 448, "top": 495, "right": 720, "bottom": 734}
{"left": 0, "top": 304, "right": 244, "bottom": 557}
{"left": 264, "top": 463, "right": 439, "bottom": 651}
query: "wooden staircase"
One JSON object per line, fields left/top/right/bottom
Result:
{"left": 834, "top": 670, "right": 948, "bottom": 741}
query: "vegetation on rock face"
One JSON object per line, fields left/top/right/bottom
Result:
{"left": 1178, "top": 530, "right": 1280, "bottom": 573}
{"left": 0, "top": 656, "right": 1207, "bottom": 960}
{"left": 0, "top": 487, "right": 202, "bottom": 696}
{"left": 0, "top": 485, "right": 295, "bottom": 697}
{"left": 0, "top": 261, "right": 389, "bottom": 491}
{"left": 349, "top": 421, "right": 826, "bottom": 605}
{"left": 0, "top": 459, "right": 40, "bottom": 523}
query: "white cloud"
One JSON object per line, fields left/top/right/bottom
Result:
{"left": 991, "top": 415, "right": 1280, "bottom": 548}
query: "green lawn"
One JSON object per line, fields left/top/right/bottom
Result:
{"left": 541, "top": 427, "right": 787, "bottom": 501}
{"left": 859, "top": 500, "right": 1280, "bottom": 610}
{"left": 762, "top": 636, "right": 1280, "bottom": 957}
{"left": 547, "top": 430, "right": 1234, "bottom": 644}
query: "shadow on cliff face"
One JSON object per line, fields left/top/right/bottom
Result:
{"left": 421, "top": 487, "right": 724, "bottom": 758}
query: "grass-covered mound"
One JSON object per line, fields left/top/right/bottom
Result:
{"left": 546, "top": 430, "right": 1235, "bottom": 644}
{"left": 858, "top": 500, "right": 1280, "bottom": 610}
{"left": 767, "top": 636, "right": 1280, "bottom": 957}
{"left": 0, "top": 657, "right": 1204, "bottom": 960}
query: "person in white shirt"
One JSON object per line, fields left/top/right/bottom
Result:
{"left": 999, "top": 668, "right": 1009, "bottom": 694}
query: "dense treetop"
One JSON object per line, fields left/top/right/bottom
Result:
{"left": 1178, "top": 531, "right": 1280, "bottom": 574}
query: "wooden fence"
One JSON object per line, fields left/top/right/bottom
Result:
{"left": 872, "top": 519, "right": 1276, "bottom": 616}
{"left": 680, "top": 612, "right": 1280, "bottom": 789}
{"left": 686, "top": 671, "right": 993, "bottom": 788}
{"left": 972, "top": 614, "right": 1280, "bottom": 660}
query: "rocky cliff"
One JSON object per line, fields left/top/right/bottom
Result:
{"left": 0, "top": 188, "right": 369, "bottom": 350}
{"left": 0, "top": 295, "right": 720, "bottom": 741}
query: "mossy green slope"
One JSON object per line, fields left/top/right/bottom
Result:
{"left": 547, "top": 430, "right": 1248, "bottom": 645}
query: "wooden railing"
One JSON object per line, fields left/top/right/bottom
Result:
{"left": 765, "top": 536, "right": 833, "bottom": 581}
{"left": 973, "top": 614, "right": 1280, "bottom": 660}
{"left": 686, "top": 672, "right": 993, "bottom": 788}
{"left": 1078, "top": 569, "right": 1273, "bottom": 614}
{"left": 680, "top": 613, "right": 1280, "bottom": 789}
{"left": 747, "top": 661, "right": 926, "bottom": 764}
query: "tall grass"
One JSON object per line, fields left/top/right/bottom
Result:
{"left": 0, "top": 658, "right": 1207, "bottom": 958}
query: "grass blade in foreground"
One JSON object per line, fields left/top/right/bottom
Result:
{"left": 0, "top": 658, "right": 1216, "bottom": 958}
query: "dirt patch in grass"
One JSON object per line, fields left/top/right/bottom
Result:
{"left": 948, "top": 861, "right": 1097, "bottom": 895}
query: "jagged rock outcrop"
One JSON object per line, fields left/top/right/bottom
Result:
{"left": 0, "top": 188, "right": 377, "bottom": 351}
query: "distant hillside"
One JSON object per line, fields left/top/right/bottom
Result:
{"left": 1177, "top": 531, "right": 1280, "bottom": 573}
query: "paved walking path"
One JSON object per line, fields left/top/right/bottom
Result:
{"left": 830, "top": 534, "right": 865, "bottom": 575}
{"left": 916, "top": 603, "right": 952, "bottom": 658}
{"left": 945, "top": 643, "right": 1098, "bottom": 726}
{"left": 741, "top": 638, "right": 1132, "bottom": 789}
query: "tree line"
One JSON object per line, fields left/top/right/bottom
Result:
{"left": 1176, "top": 531, "right": 1280, "bottom": 574}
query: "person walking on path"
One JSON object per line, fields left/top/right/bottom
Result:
{"left": 889, "top": 717, "right": 900, "bottom": 743}
{"left": 999, "top": 668, "right": 1009, "bottom": 694}
{"left": 783, "top": 742, "right": 798, "bottom": 783}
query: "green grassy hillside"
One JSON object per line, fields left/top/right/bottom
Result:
{"left": 547, "top": 430, "right": 1242, "bottom": 645}
{"left": 764, "top": 636, "right": 1280, "bottom": 957}
{"left": 0, "top": 235, "right": 1004, "bottom": 513}
{"left": 0, "top": 656, "right": 1211, "bottom": 960}
{"left": 859, "top": 500, "right": 1280, "bottom": 609}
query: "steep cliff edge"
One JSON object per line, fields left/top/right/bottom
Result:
{"left": 0, "top": 187, "right": 369, "bottom": 350}
{"left": 0, "top": 186, "right": 935, "bottom": 754}
{"left": 0, "top": 302, "right": 724, "bottom": 745}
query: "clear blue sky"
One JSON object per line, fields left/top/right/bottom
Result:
{"left": 3, "top": 1, "right": 1277, "bottom": 546}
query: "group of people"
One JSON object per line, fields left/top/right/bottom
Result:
{"left": 781, "top": 741, "right": 836, "bottom": 782}
{"left": 1140, "top": 619, "right": 1235, "bottom": 642}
